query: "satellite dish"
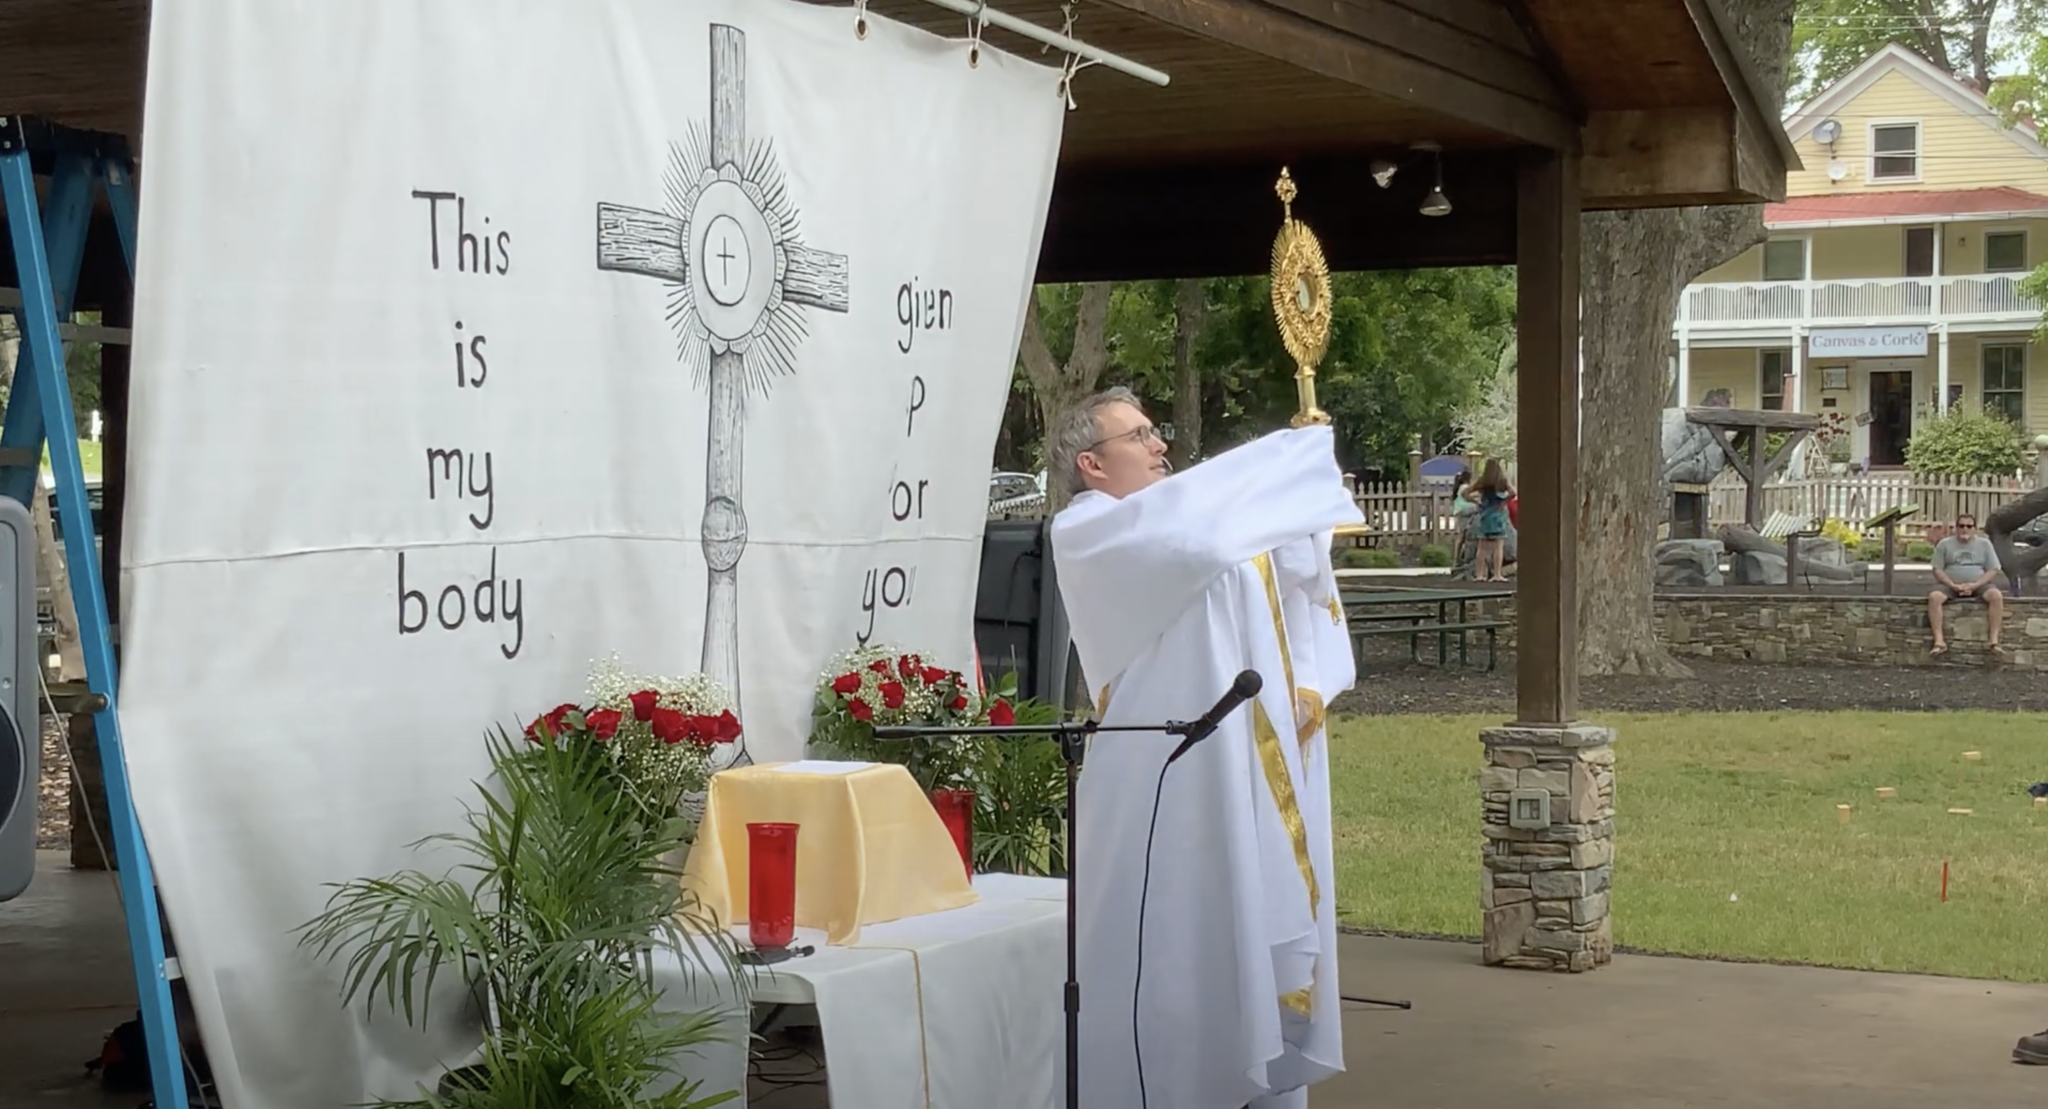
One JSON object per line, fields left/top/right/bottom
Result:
{"left": 1813, "top": 118, "right": 1842, "bottom": 145}
{"left": 1827, "top": 158, "right": 1849, "bottom": 181}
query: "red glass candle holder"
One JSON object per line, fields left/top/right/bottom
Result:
{"left": 746, "top": 822, "right": 799, "bottom": 950}
{"left": 930, "top": 789, "right": 975, "bottom": 878}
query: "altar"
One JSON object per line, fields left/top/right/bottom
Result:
{"left": 652, "top": 873, "right": 1067, "bottom": 1109}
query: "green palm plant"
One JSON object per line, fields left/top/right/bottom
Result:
{"left": 298, "top": 723, "right": 745, "bottom": 1108}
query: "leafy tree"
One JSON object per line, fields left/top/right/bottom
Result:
{"left": 1791, "top": 0, "right": 2042, "bottom": 99}
{"left": 1904, "top": 404, "right": 2027, "bottom": 475}
{"left": 1194, "top": 269, "right": 1516, "bottom": 475}
{"left": 1453, "top": 344, "right": 1518, "bottom": 462}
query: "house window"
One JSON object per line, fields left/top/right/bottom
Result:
{"left": 1761, "top": 350, "right": 1789, "bottom": 410}
{"left": 1986, "top": 231, "right": 2028, "bottom": 273}
{"left": 1762, "top": 239, "right": 1805, "bottom": 282}
{"left": 1983, "top": 344, "right": 2025, "bottom": 424}
{"left": 1870, "top": 123, "right": 1919, "bottom": 180}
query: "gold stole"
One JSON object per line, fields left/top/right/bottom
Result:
{"left": 1250, "top": 552, "right": 1322, "bottom": 1017}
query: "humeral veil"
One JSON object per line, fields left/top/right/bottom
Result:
{"left": 1050, "top": 425, "right": 1363, "bottom": 1109}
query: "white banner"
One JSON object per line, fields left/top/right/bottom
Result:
{"left": 1808, "top": 326, "right": 1929, "bottom": 358}
{"left": 120, "top": 1, "right": 1064, "bottom": 1104}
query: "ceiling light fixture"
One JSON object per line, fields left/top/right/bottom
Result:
{"left": 1414, "top": 142, "right": 1451, "bottom": 217}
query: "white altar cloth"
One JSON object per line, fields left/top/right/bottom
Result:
{"left": 653, "top": 873, "right": 1065, "bottom": 1108}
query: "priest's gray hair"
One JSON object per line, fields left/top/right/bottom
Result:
{"left": 1050, "top": 386, "right": 1146, "bottom": 496}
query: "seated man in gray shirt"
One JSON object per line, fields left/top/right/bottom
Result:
{"left": 1928, "top": 513, "right": 2005, "bottom": 655}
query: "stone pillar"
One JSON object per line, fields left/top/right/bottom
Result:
{"left": 1480, "top": 723, "right": 1615, "bottom": 972}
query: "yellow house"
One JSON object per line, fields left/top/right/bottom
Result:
{"left": 1673, "top": 43, "right": 2046, "bottom": 469}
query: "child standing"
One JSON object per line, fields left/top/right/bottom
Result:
{"left": 1465, "top": 459, "right": 1516, "bottom": 582}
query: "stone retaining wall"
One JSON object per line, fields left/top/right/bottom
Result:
{"left": 1435, "top": 591, "right": 2048, "bottom": 669}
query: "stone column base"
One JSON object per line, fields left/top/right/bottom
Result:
{"left": 1480, "top": 723, "right": 1614, "bottom": 972}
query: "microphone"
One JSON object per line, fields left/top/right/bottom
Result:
{"left": 1163, "top": 669, "right": 1262, "bottom": 765}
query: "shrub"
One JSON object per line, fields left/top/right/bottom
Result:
{"left": 1903, "top": 406, "right": 2024, "bottom": 477}
{"left": 1338, "top": 547, "right": 1401, "bottom": 570}
{"left": 1855, "top": 540, "right": 1887, "bottom": 562}
{"left": 1907, "top": 541, "right": 1935, "bottom": 562}
{"left": 1418, "top": 544, "right": 1453, "bottom": 568}
{"left": 1818, "top": 516, "right": 1863, "bottom": 550}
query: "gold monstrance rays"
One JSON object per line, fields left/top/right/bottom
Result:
{"left": 1269, "top": 168, "right": 1333, "bottom": 428}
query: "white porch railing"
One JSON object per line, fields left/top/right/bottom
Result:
{"left": 1677, "top": 275, "right": 2042, "bottom": 330}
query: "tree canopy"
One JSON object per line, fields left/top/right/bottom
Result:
{"left": 1004, "top": 268, "right": 1516, "bottom": 480}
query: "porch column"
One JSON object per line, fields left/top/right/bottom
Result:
{"left": 1789, "top": 327, "right": 1806, "bottom": 413}
{"left": 1675, "top": 333, "right": 1691, "bottom": 407}
{"left": 1484, "top": 148, "right": 1615, "bottom": 974}
{"left": 1936, "top": 325, "right": 1951, "bottom": 411}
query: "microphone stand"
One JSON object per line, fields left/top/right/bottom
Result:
{"left": 874, "top": 686, "right": 1410, "bottom": 1109}
{"left": 872, "top": 714, "right": 1201, "bottom": 1109}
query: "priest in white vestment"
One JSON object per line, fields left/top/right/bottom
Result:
{"left": 1047, "top": 387, "right": 1363, "bottom": 1109}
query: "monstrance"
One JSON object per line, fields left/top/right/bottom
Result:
{"left": 1270, "top": 168, "right": 1368, "bottom": 541}
{"left": 1269, "top": 167, "right": 1332, "bottom": 428}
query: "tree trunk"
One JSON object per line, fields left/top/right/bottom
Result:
{"left": 1169, "top": 278, "right": 1207, "bottom": 470}
{"left": 1016, "top": 283, "right": 1113, "bottom": 514}
{"left": 0, "top": 319, "right": 84, "bottom": 680}
{"left": 1575, "top": 0, "right": 1796, "bottom": 677}
{"left": 34, "top": 486, "right": 83, "bottom": 679}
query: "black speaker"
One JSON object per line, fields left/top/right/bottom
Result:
{"left": 0, "top": 495, "right": 40, "bottom": 902}
{"left": 973, "top": 519, "right": 1076, "bottom": 710}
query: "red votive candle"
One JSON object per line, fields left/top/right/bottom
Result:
{"left": 746, "top": 822, "right": 799, "bottom": 950}
{"left": 930, "top": 789, "right": 975, "bottom": 878}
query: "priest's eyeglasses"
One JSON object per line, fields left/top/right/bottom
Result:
{"left": 1086, "top": 425, "right": 1162, "bottom": 453}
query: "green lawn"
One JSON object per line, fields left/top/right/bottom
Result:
{"left": 38, "top": 440, "right": 102, "bottom": 480}
{"left": 1330, "top": 711, "right": 2048, "bottom": 983}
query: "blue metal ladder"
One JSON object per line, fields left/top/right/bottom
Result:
{"left": 0, "top": 114, "right": 189, "bottom": 1109}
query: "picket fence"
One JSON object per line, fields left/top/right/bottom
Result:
{"left": 1346, "top": 472, "right": 2035, "bottom": 544}
{"left": 1702, "top": 471, "right": 2031, "bottom": 538}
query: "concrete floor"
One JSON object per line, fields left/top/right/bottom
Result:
{"left": 6, "top": 851, "right": 2045, "bottom": 1109}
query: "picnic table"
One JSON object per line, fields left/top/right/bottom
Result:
{"left": 1341, "top": 584, "right": 1514, "bottom": 671}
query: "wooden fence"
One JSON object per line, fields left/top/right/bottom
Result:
{"left": 1704, "top": 472, "right": 2032, "bottom": 538}
{"left": 1346, "top": 471, "right": 2036, "bottom": 545}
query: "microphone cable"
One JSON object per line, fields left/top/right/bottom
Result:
{"left": 1131, "top": 752, "right": 1172, "bottom": 1109}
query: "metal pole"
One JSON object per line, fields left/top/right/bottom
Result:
{"left": 906, "top": 0, "right": 1172, "bottom": 86}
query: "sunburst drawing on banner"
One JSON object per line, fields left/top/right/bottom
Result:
{"left": 657, "top": 124, "right": 813, "bottom": 396}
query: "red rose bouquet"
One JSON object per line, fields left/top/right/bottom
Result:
{"left": 810, "top": 643, "right": 1011, "bottom": 791}
{"left": 522, "top": 656, "right": 740, "bottom": 828}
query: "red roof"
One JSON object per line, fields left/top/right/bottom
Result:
{"left": 1766, "top": 187, "right": 2048, "bottom": 225}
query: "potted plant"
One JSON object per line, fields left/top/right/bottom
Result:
{"left": 298, "top": 663, "right": 744, "bottom": 1108}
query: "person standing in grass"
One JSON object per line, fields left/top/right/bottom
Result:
{"left": 1927, "top": 513, "right": 2004, "bottom": 656}
{"left": 1464, "top": 459, "right": 1515, "bottom": 583}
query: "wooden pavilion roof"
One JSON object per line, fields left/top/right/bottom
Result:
{"left": 1, "top": 0, "right": 1795, "bottom": 295}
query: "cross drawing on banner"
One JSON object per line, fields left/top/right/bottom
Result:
{"left": 596, "top": 23, "right": 851, "bottom": 770}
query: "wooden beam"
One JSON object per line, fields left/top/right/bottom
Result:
{"left": 1706, "top": 427, "right": 1754, "bottom": 483}
{"left": 1255, "top": 0, "right": 1566, "bottom": 110}
{"left": 1513, "top": 146, "right": 1580, "bottom": 727}
{"left": 1089, "top": 0, "right": 1581, "bottom": 150}
{"left": 1581, "top": 108, "right": 1749, "bottom": 209}
{"left": 1685, "top": 407, "right": 1819, "bottom": 432}
{"left": 1035, "top": 150, "right": 1517, "bottom": 282}
{"left": 1680, "top": 0, "right": 1800, "bottom": 175}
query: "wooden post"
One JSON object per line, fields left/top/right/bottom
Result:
{"left": 1513, "top": 149, "right": 1580, "bottom": 726}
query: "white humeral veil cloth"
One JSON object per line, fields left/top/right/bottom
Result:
{"left": 1049, "top": 425, "right": 1363, "bottom": 1109}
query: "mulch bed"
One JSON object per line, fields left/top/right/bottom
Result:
{"left": 1334, "top": 645, "right": 2048, "bottom": 715}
